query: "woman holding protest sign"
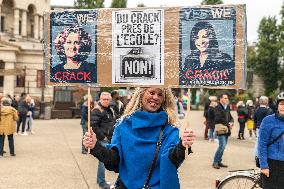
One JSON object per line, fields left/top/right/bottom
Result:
{"left": 180, "top": 21, "right": 234, "bottom": 86}
{"left": 83, "top": 87, "right": 195, "bottom": 189}
{"left": 51, "top": 26, "right": 96, "bottom": 83}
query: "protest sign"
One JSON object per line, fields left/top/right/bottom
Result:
{"left": 179, "top": 5, "right": 246, "bottom": 88}
{"left": 46, "top": 10, "right": 97, "bottom": 85}
{"left": 112, "top": 9, "right": 164, "bottom": 85}
{"left": 44, "top": 5, "right": 246, "bottom": 89}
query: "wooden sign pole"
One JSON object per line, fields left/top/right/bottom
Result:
{"left": 185, "top": 88, "right": 191, "bottom": 158}
{"left": 87, "top": 86, "right": 91, "bottom": 154}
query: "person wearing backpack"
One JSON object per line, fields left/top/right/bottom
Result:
{"left": 258, "top": 92, "right": 284, "bottom": 189}
{"left": 236, "top": 101, "right": 248, "bottom": 140}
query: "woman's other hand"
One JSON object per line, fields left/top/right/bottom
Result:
{"left": 181, "top": 129, "right": 196, "bottom": 148}
{"left": 261, "top": 168, "right": 269, "bottom": 177}
{"left": 83, "top": 128, "right": 97, "bottom": 149}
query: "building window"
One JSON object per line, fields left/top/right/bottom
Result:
{"left": 16, "top": 75, "right": 25, "bottom": 87}
{"left": 1, "top": 16, "right": 4, "bottom": 32}
{"left": 19, "top": 20, "right": 22, "bottom": 35}
{"left": 37, "top": 70, "right": 45, "bottom": 87}
{"left": 0, "top": 76, "right": 3, "bottom": 87}
{"left": 0, "top": 61, "right": 4, "bottom": 69}
{"left": 54, "top": 87, "right": 72, "bottom": 102}
{"left": 31, "top": 24, "right": 34, "bottom": 38}
{"left": 0, "top": 61, "right": 5, "bottom": 86}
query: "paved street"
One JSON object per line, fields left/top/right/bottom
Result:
{"left": 0, "top": 111, "right": 256, "bottom": 189}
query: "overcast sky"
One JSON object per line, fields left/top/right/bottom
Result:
{"left": 50, "top": 0, "right": 284, "bottom": 44}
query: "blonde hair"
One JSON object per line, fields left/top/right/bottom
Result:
{"left": 121, "top": 87, "right": 179, "bottom": 127}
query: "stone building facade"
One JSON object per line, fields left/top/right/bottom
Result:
{"left": 0, "top": 0, "right": 53, "bottom": 102}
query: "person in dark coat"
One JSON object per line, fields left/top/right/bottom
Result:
{"left": 212, "top": 93, "right": 234, "bottom": 169}
{"left": 8, "top": 95, "right": 18, "bottom": 110}
{"left": 207, "top": 97, "right": 218, "bottom": 142}
{"left": 236, "top": 101, "right": 248, "bottom": 140}
{"left": 110, "top": 90, "right": 124, "bottom": 119}
{"left": 90, "top": 92, "right": 116, "bottom": 189}
{"left": 203, "top": 99, "right": 210, "bottom": 140}
{"left": 253, "top": 96, "right": 273, "bottom": 158}
{"left": 16, "top": 93, "right": 29, "bottom": 135}
{"left": 80, "top": 95, "right": 94, "bottom": 154}
{"left": 203, "top": 96, "right": 217, "bottom": 140}
{"left": 254, "top": 96, "right": 273, "bottom": 134}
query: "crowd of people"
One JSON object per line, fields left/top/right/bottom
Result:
{"left": 79, "top": 88, "right": 284, "bottom": 189}
{"left": 0, "top": 92, "right": 36, "bottom": 158}
{"left": 202, "top": 92, "right": 284, "bottom": 189}
{"left": 0, "top": 87, "right": 282, "bottom": 189}
{"left": 203, "top": 95, "right": 276, "bottom": 142}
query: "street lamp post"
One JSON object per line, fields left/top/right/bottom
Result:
{"left": 39, "top": 39, "right": 45, "bottom": 119}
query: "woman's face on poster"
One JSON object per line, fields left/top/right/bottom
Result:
{"left": 64, "top": 32, "right": 81, "bottom": 58}
{"left": 195, "top": 29, "right": 209, "bottom": 53}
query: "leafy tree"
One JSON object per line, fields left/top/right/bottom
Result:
{"left": 247, "top": 45, "right": 257, "bottom": 88}
{"left": 255, "top": 16, "right": 279, "bottom": 95}
{"left": 74, "top": 0, "right": 104, "bottom": 9}
{"left": 278, "top": 4, "right": 284, "bottom": 90}
{"left": 247, "top": 45, "right": 257, "bottom": 69}
{"left": 201, "top": 0, "right": 223, "bottom": 5}
{"left": 111, "top": 0, "right": 127, "bottom": 8}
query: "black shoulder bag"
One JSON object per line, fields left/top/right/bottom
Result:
{"left": 142, "top": 126, "right": 165, "bottom": 189}
{"left": 256, "top": 130, "right": 284, "bottom": 168}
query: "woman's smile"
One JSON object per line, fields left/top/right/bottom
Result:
{"left": 195, "top": 29, "right": 209, "bottom": 52}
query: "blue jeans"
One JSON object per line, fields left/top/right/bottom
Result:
{"left": 213, "top": 135, "right": 228, "bottom": 164}
{"left": 209, "top": 129, "right": 216, "bottom": 140}
{"left": 254, "top": 128, "right": 260, "bottom": 157}
{"left": 26, "top": 114, "right": 33, "bottom": 131}
{"left": 97, "top": 140, "right": 109, "bottom": 185}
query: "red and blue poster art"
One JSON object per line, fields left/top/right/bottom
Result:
{"left": 49, "top": 10, "right": 97, "bottom": 84}
{"left": 179, "top": 7, "right": 236, "bottom": 87}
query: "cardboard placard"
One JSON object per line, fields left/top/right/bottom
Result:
{"left": 44, "top": 5, "right": 246, "bottom": 89}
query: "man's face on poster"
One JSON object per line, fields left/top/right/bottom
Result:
{"left": 64, "top": 32, "right": 81, "bottom": 59}
{"left": 195, "top": 29, "right": 209, "bottom": 53}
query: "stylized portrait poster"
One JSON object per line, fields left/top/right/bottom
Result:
{"left": 49, "top": 10, "right": 97, "bottom": 84}
{"left": 179, "top": 7, "right": 236, "bottom": 87}
{"left": 112, "top": 9, "right": 164, "bottom": 85}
